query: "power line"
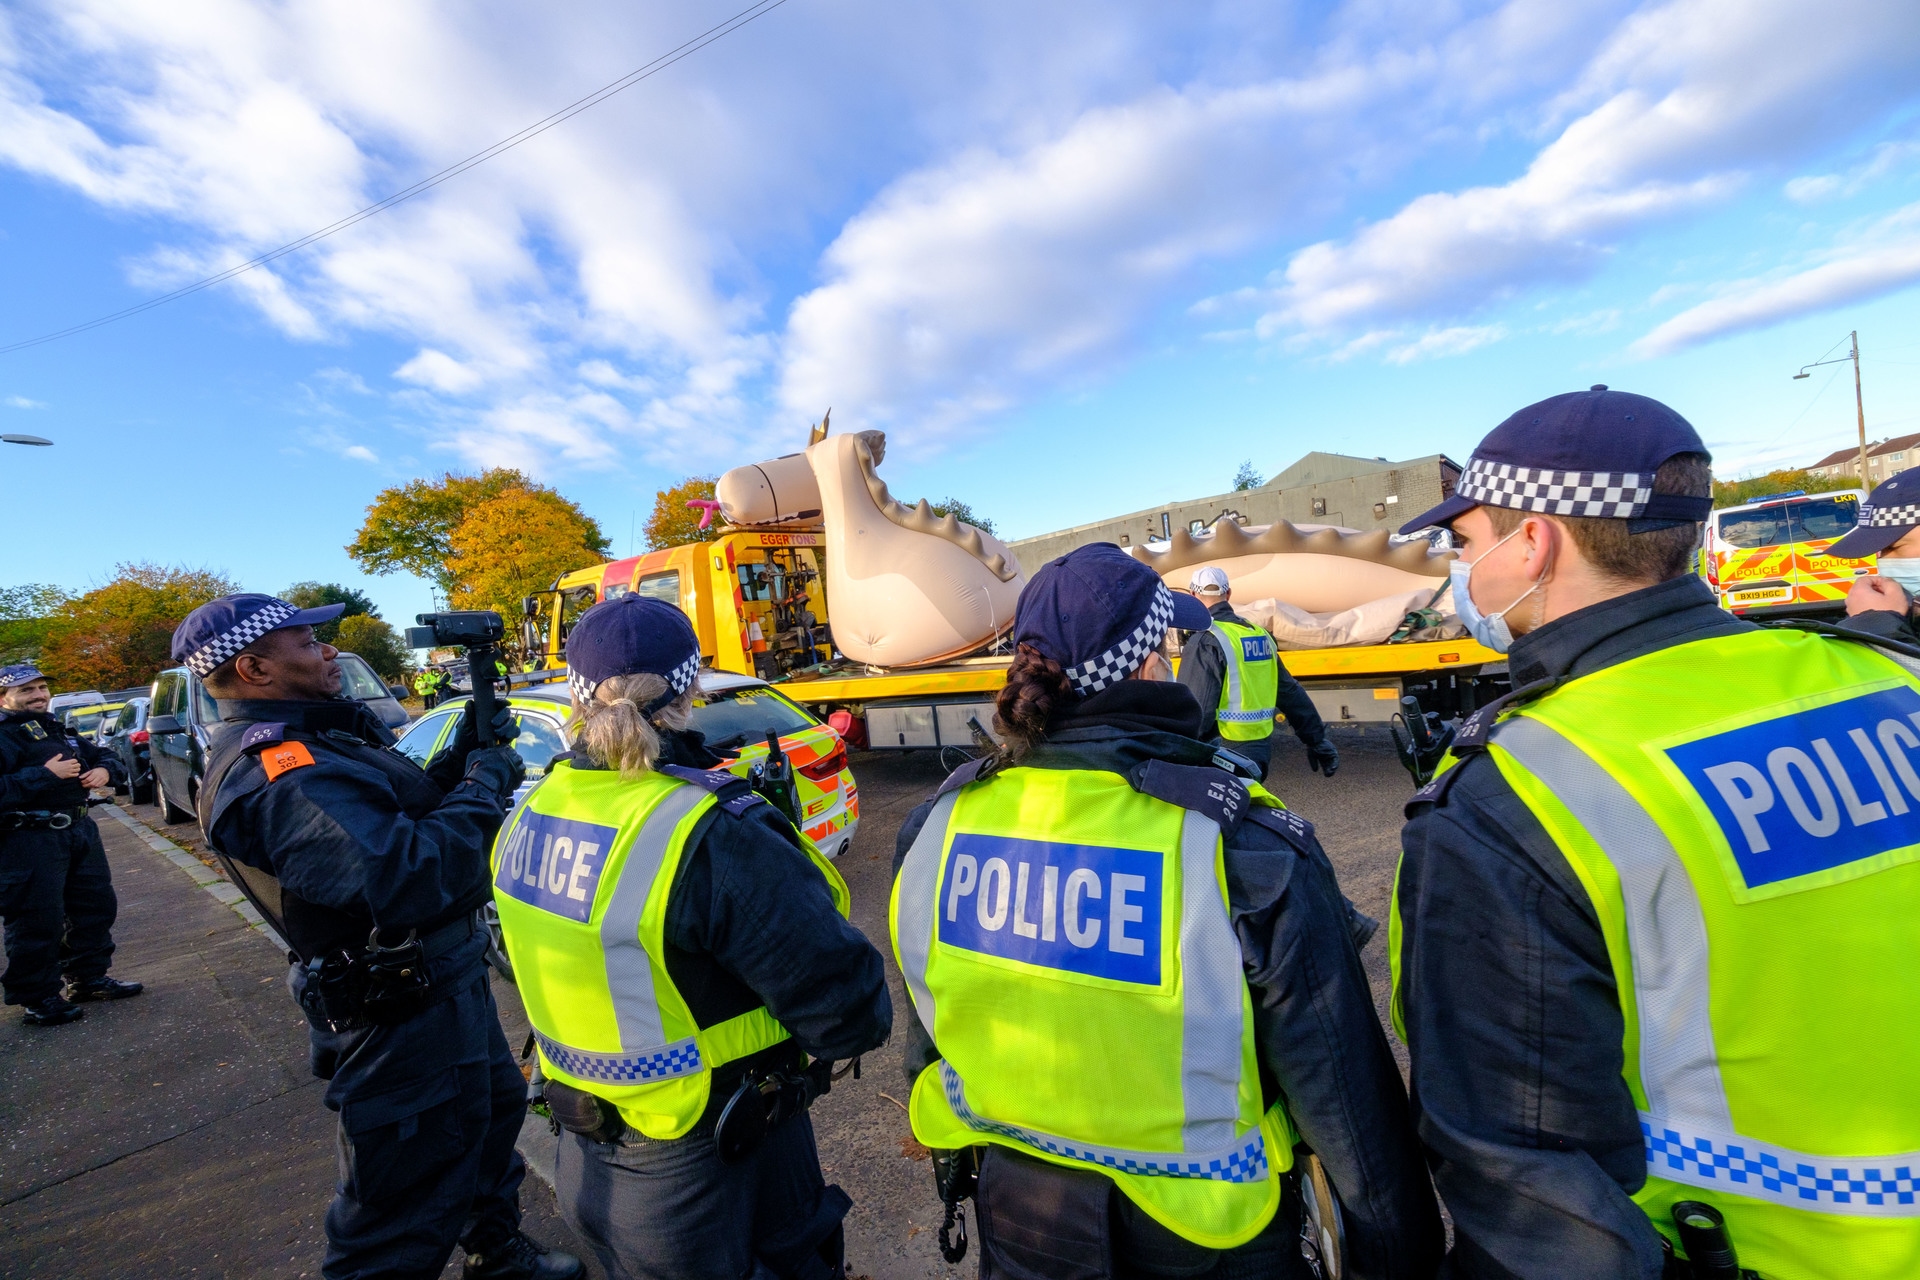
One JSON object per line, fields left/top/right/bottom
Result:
{"left": 0, "top": 0, "right": 792, "bottom": 357}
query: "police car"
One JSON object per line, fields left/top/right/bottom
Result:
{"left": 394, "top": 670, "right": 861, "bottom": 858}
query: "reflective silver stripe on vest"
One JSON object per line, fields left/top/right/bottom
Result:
{"left": 895, "top": 784, "right": 1262, "bottom": 1173}
{"left": 540, "top": 784, "right": 709, "bottom": 1084}
{"left": 1499, "top": 716, "right": 1920, "bottom": 1217}
{"left": 940, "top": 1061, "right": 1267, "bottom": 1182}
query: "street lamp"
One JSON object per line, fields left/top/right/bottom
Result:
{"left": 2, "top": 434, "right": 52, "bottom": 446}
{"left": 1794, "top": 330, "right": 1867, "bottom": 483}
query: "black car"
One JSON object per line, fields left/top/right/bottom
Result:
{"left": 98, "top": 696, "right": 154, "bottom": 804}
{"left": 148, "top": 652, "right": 409, "bottom": 826}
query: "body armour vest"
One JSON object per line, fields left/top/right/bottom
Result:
{"left": 1209, "top": 621, "right": 1279, "bottom": 743}
{"left": 1391, "top": 628, "right": 1920, "bottom": 1280}
{"left": 491, "top": 759, "right": 849, "bottom": 1140}
{"left": 891, "top": 763, "right": 1294, "bottom": 1251}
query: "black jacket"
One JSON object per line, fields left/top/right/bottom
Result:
{"left": 1839, "top": 604, "right": 1920, "bottom": 647}
{"left": 1178, "top": 599, "right": 1327, "bottom": 747}
{"left": 895, "top": 681, "right": 1444, "bottom": 1279}
{"left": 0, "top": 708, "right": 122, "bottom": 813}
{"left": 1395, "top": 575, "right": 1752, "bottom": 1279}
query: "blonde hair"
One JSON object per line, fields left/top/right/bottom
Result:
{"left": 570, "top": 673, "right": 695, "bottom": 778}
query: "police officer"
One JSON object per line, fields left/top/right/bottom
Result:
{"left": 491, "top": 595, "right": 891, "bottom": 1280}
{"left": 1829, "top": 471, "right": 1920, "bottom": 645}
{"left": 891, "top": 544, "right": 1442, "bottom": 1279}
{"left": 415, "top": 666, "right": 440, "bottom": 710}
{"left": 0, "top": 663, "right": 141, "bottom": 1026}
{"left": 1176, "top": 565, "right": 1338, "bottom": 780}
{"left": 1393, "top": 386, "right": 1920, "bottom": 1278}
{"left": 177, "top": 594, "right": 582, "bottom": 1280}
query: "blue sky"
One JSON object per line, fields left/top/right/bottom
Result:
{"left": 3, "top": 0, "right": 1919, "bottom": 628}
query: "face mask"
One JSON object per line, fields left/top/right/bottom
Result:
{"left": 1879, "top": 557, "right": 1920, "bottom": 597}
{"left": 1449, "top": 524, "right": 1548, "bottom": 654}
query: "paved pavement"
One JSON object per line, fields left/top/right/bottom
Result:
{"left": 0, "top": 725, "right": 1415, "bottom": 1279}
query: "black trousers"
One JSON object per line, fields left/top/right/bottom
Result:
{"left": 974, "top": 1147, "right": 1307, "bottom": 1280}
{"left": 0, "top": 815, "right": 117, "bottom": 1005}
{"left": 311, "top": 964, "right": 528, "bottom": 1280}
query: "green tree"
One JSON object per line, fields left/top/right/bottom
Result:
{"left": 40, "top": 564, "right": 242, "bottom": 692}
{"left": 447, "top": 489, "right": 610, "bottom": 629}
{"left": 0, "top": 583, "right": 72, "bottom": 666}
{"left": 926, "top": 497, "right": 997, "bottom": 536}
{"left": 1712, "top": 467, "right": 1856, "bottom": 508}
{"left": 346, "top": 469, "right": 536, "bottom": 596}
{"left": 335, "top": 613, "right": 410, "bottom": 680}
{"left": 643, "top": 475, "right": 719, "bottom": 550}
{"left": 281, "top": 581, "right": 378, "bottom": 644}
{"left": 1232, "top": 461, "right": 1264, "bottom": 492}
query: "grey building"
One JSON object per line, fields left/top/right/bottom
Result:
{"left": 1009, "top": 451, "right": 1463, "bottom": 576}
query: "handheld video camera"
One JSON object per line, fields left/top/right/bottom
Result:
{"left": 406, "top": 611, "right": 507, "bottom": 747}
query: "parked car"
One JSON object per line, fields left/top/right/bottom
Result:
{"left": 147, "top": 652, "right": 413, "bottom": 826}
{"left": 393, "top": 670, "right": 861, "bottom": 857}
{"left": 61, "top": 700, "right": 126, "bottom": 744}
{"left": 48, "top": 689, "right": 104, "bottom": 718}
{"left": 99, "top": 697, "right": 154, "bottom": 804}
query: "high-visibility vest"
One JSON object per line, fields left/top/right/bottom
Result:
{"left": 1210, "top": 621, "right": 1279, "bottom": 742}
{"left": 490, "top": 759, "right": 848, "bottom": 1139}
{"left": 1390, "top": 628, "right": 1920, "bottom": 1279}
{"left": 891, "top": 764, "right": 1295, "bottom": 1250}
{"left": 414, "top": 671, "right": 434, "bottom": 695}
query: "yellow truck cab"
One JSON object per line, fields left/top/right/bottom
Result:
{"left": 1703, "top": 488, "right": 1872, "bottom": 616}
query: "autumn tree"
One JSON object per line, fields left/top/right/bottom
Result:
{"left": 643, "top": 475, "right": 719, "bottom": 550}
{"left": 39, "top": 564, "right": 242, "bottom": 692}
{"left": 0, "top": 583, "right": 72, "bottom": 666}
{"left": 1712, "top": 467, "right": 1855, "bottom": 508}
{"left": 282, "top": 581, "right": 378, "bottom": 643}
{"left": 926, "top": 497, "right": 998, "bottom": 536}
{"left": 347, "top": 469, "right": 534, "bottom": 597}
{"left": 335, "top": 613, "right": 410, "bottom": 680}
{"left": 446, "top": 489, "right": 611, "bottom": 626}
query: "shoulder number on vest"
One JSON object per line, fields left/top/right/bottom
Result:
{"left": 260, "top": 741, "right": 316, "bottom": 781}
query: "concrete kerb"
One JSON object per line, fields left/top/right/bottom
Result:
{"left": 96, "top": 802, "right": 291, "bottom": 954}
{"left": 97, "top": 800, "right": 567, "bottom": 1191}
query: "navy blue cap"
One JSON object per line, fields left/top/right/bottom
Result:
{"left": 1400, "top": 385, "right": 1713, "bottom": 534}
{"left": 0, "top": 663, "right": 46, "bottom": 688}
{"left": 564, "top": 596, "right": 701, "bottom": 711}
{"left": 170, "top": 593, "right": 347, "bottom": 677}
{"left": 1826, "top": 473, "right": 1919, "bottom": 559}
{"left": 1015, "top": 543, "right": 1213, "bottom": 696}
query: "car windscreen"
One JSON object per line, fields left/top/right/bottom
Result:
{"left": 66, "top": 707, "right": 116, "bottom": 735}
{"left": 393, "top": 709, "right": 460, "bottom": 766}
{"left": 690, "top": 686, "right": 818, "bottom": 753}
{"left": 1714, "top": 506, "right": 1794, "bottom": 550}
{"left": 1792, "top": 495, "right": 1860, "bottom": 542}
{"left": 336, "top": 655, "right": 394, "bottom": 702}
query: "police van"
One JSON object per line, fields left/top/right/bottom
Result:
{"left": 1703, "top": 489, "right": 1871, "bottom": 617}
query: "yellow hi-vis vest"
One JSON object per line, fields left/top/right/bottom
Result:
{"left": 1390, "top": 628, "right": 1920, "bottom": 1280}
{"left": 1210, "top": 621, "right": 1280, "bottom": 743}
{"left": 491, "top": 759, "right": 850, "bottom": 1140}
{"left": 890, "top": 764, "right": 1295, "bottom": 1251}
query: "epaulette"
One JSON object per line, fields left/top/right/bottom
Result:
{"left": 239, "top": 722, "right": 287, "bottom": 751}
{"left": 1404, "top": 675, "right": 1569, "bottom": 816}
{"left": 934, "top": 753, "right": 999, "bottom": 799}
{"left": 1242, "top": 804, "right": 1316, "bottom": 852}
{"left": 659, "top": 763, "right": 763, "bottom": 817}
{"left": 1126, "top": 758, "right": 1249, "bottom": 838}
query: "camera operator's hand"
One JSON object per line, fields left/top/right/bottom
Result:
{"left": 424, "top": 699, "right": 520, "bottom": 790}
{"left": 463, "top": 746, "right": 526, "bottom": 797}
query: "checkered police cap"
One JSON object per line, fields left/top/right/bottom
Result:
{"left": 565, "top": 595, "right": 702, "bottom": 715}
{"left": 1825, "top": 472, "right": 1920, "bottom": 560}
{"left": 1016, "top": 543, "right": 1213, "bottom": 698}
{"left": 1457, "top": 458, "right": 1652, "bottom": 518}
{"left": 0, "top": 663, "right": 46, "bottom": 688}
{"left": 170, "top": 594, "right": 347, "bottom": 679}
{"left": 1063, "top": 583, "right": 1177, "bottom": 695}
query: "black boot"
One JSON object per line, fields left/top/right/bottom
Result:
{"left": 462, "top": 1232, "right": 584, "bottom": 1279}
{"left": 67, "top": 976, "right": 144, "bottom": 1002}
{"left": 22, "top": 994, "right": 85, "bottom": 1026}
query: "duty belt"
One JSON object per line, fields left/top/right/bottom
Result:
{"left": 0, "top": 806, "right": 86, "bottom": 831}
{"left": 299, "top": 912, "right": 482, "bottom": 1032}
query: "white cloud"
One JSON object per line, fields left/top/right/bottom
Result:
{"left": 4, "top": 395, "right": 44, "bottom": 408}
{"left": 1786, "top": 140, "right": 1920, "bottom": 204}
{"left": 1632, "top": 203, "right": 1920, "bottom": 356}
{"left": 343, "top": 444, "right": 377, "bottom": 463}
{"left": 1386, "top": 324, "right": 1507, "bottom": 363}
{"left": 395, "top": 349, "right": 487, "bottom": 396}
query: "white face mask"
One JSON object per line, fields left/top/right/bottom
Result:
{"left": 1449, "top": 524, "right": 1550, "bottom": 654}
{"left": 1879, "top": 557, "right": 1920, "bottom": 597}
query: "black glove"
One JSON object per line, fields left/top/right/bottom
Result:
{"left": 423, "top": 699, "right": 519, "bottom": 789}
{"left": 1307, "top": 738, "right": 1340, "bottom": 777}
{"left": 463, "top": 746, "right": 526, "bottom": 796}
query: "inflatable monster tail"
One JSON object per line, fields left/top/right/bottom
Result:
{"left": 1131, "top": 520, "right": 1453, "bottom": 615}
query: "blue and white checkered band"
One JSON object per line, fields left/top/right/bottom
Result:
{"left": 1864, "top": 502, "right": 1920, "bottom": 528}
{"left": 570, "top": 650, "right": 701, "bottom": 705}
{"left": 0, "top": 664, "right": 46, "bottom": 688}
{"left": 1063, "top": 584, "right": 1176, "bottom": 695}
{"left": 1459, "top": 457, "right": 1653, "bottom": 519}
{"left": 185, "top": 600, "right": 299, "bottom": 677}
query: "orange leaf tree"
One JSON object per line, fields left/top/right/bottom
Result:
{"left": 346, "top": 469, "right": 534, "bottom": 598}
{"left": 642, "top": 475, "right": 718, "bottom": 550}
{"left": 39, "top": 564, "right": 242, "bottom": 692}
{"left": 446, "top": 489, "right": 611, "bottom": 625}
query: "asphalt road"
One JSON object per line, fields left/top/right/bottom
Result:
{"left": 16, "top": 722, "right": 1413, "bottom": 1280}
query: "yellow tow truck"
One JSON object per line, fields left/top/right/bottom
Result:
{"left": 522, "top": 529, "right": 1505, "bottom": 757}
